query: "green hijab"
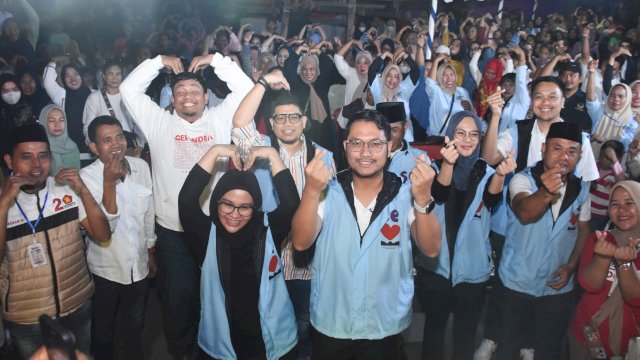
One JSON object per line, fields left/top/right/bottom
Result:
{"left": 39, "top": 104, "right": 80, "bottom": 174}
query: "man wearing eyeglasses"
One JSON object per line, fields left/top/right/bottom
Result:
{"left": 291, "top": 110, "right": 441, "bottom": 359}
{"left": 231, "top": 69, "right": 335, "bottom": 360}
{"left": 375, "top": 102, "right": 430, "bottom": 184}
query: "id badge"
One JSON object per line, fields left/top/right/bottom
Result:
{"left": 28, "top": 243, "right": 48, "bottom": 268}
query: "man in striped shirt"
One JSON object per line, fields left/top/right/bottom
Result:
{"left": 232, "top": 69, "right": 335, "bottom": 360}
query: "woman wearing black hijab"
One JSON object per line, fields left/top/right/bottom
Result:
{"left": 16, "top": 67, "right": 51, "bottom": 118}
{"left": 1, "top": 73, "right": 33, "bottom": 171}
{"left": 179, "top": 144, "right": 299, "bottom": 360}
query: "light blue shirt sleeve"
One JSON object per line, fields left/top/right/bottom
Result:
{"left": 586, "top": 99, "right": 603, "bottom": 133}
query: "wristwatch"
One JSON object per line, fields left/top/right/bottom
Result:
{"left": 414, "top": 197, "right": 435, "bottom": 214}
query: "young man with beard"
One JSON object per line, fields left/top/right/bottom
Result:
{"left": 291, "top": 110, "right": 441, "bottom": 358}
{"left": 120, "top": 53, "right": 252, "bottom": 358}
{"left": 0, "top": 123, "right": 111, "bottom": 358}
{"left": 497, "top": 122, "right": 592, "bottom": 359}
{"left": 81, "top": 116, "right": 155, "bottom": 360}
{"left": 232, "top": 69, "right": 334, "bottom": 360}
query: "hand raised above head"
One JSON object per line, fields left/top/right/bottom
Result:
{"left": 160, "top": 55, "right": 184, "bottom": 74}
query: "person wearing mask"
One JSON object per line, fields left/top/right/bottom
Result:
{"left": 40, "top": 104, "right": 80, "bottom": 175}
{"left": 178, "top": 144, "right": 299, "bottom": 359}
{"left": 569, "top": 180, "right": 640, "bottom": 359}
{"left": 1, "top": 73, "right": 31, "bottom": 171}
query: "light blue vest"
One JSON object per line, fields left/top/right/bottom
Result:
{"left": 388, "top": 145, "right": 428, "bottom": 184}
{"left": 255, "top": 138, "right": 331, "bottom": 212}
{"left": 416, "top": 165, "right": 495, "bottom": 286}
{"left": 311, "top": 181, "right": 414, "bottom": 339}
{"left": 499, "top": 167, "right": 589, "bottom": 297}
{"left": 198, "top": 217, "right": 298, "bottom": 359}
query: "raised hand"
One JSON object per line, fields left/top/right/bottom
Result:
{"left": 188, "top": 54, "right": 214, "bottom": 72}
{"left": 495, "top": 150, "right": 516, "bottom": 176}
{"left": 593, "top": 230, "right": 616, "bottom": 258}
{"left": 440, "top": 136, "right": 459, "bottom": 165}
{"left": 304, "top": 149, "right": 331, "bottom": 196}
{"left": 487, "top": 86, "right": 506, "bottom": 116}
{"left": 262, "top": 69, "right": 291, "bottom": 91}
{"left": 161, "top": 55, "right": 184, "bottom": 74}
{"left": 411, "top": 154, "right": 436, "bottom": 204}
{"left": 103, "top": 151, "right": 128, "bottom": 183}
{"left": 55, "top": 168, "right": 88, "bottom": 195}
{"left": 614, "top": 237, "right": 639, "bottom": 264}
{"left": 540, "top": 166, "right": 565, "bottom": 195}
{"left": 0, "top": 173, "right": 36, "bottom": 207}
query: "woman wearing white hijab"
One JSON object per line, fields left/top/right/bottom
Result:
{"left": 588, "top": 80, "right": 636, "bottom": 155}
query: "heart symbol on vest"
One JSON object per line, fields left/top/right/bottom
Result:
{"left": 570, "top": 212, "right": 578, "bottom": 226}
{"left": 268, "top": 255, "right": 278, "bottom": 273}
{"left": 381, "top": 224, "right": 400, "bottom": 240}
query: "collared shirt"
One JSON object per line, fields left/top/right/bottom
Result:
{"left": 80, "top": 156, "right": 156, "bottom": 284}
{"left": 278, "top": 136, "right": 308, "bottom": 197}
{"left": 526, "top": 119, "right": 599, "bottom": 182}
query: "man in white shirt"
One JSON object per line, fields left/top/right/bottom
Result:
{"left": 80, "top": 116, "right": 156, "bottom": 360}
{"left": 120, "top": 53, "right": 252, "bottom": 358}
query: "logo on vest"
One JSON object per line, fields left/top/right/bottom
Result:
{"left": 473, "top": 202, "right": 484, "bottom": 219}
{"left": 268, "top": 253, "right": 282, "bottom": 280}
{"left": 568, "top": 209, "right": 579, "bottom": 230}
{"left": 381, "top": 209, "right": 400, "bottom": 247}
{"left": 52, "top": 194, "right": 76, "bottom": 212}
{"left": 575, "top": 103, "right": 585, "bottom": 112}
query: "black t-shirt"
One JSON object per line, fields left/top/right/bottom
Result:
{"left": 561, "top": 89, "right": 593, "bottom": 133}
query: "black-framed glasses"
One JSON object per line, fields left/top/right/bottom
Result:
{"left": 345, "top": 138, "right": 388, "bottom": 153}
{"left": 217, "top": 200, "right": 255, "bottom": 217}
{"left": 453, "top": 128, "right": 481, "bottom": 142}
{"left": 272, "top": 113, "right": 303, "bottom": 125}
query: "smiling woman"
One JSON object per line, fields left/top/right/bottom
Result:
{"left": 570, "top": 181, "right": 640, "bottom": 358}
{"left": 178, "top": 144, "right": 300, "bottom": 359}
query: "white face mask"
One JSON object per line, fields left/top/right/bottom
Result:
{"left": 387, "top": 26, "right": 396, "bottom": 34}
{"left": 359, "top": 26, "right": 366, "bottom": 32}
{"left": 399, "top": 66, "right": 410, "bottom": 74}
{"left": 2, "top": 90, "right": 21, "bottom": 105}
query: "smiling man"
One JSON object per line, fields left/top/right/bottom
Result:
{"left": 80, "top": 116, "right": 155, "bottom": 360}
{"left": 497, "top": 122, "right": 591, "bottom": 359}
{"left": 0, "top": 123, "right": 111, "bottom": 358}
{"left": 120, "top": 52, "right": 252, "bottom": 358}
{"left": 514, "top": 76, "right": 598, "bottom": 182}
{"left": 291, "top": 110, "right": 441, "bottom": 359}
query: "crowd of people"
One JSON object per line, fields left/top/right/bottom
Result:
{"left": 1, "top": 0, "right": 640, "bottom": 359}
